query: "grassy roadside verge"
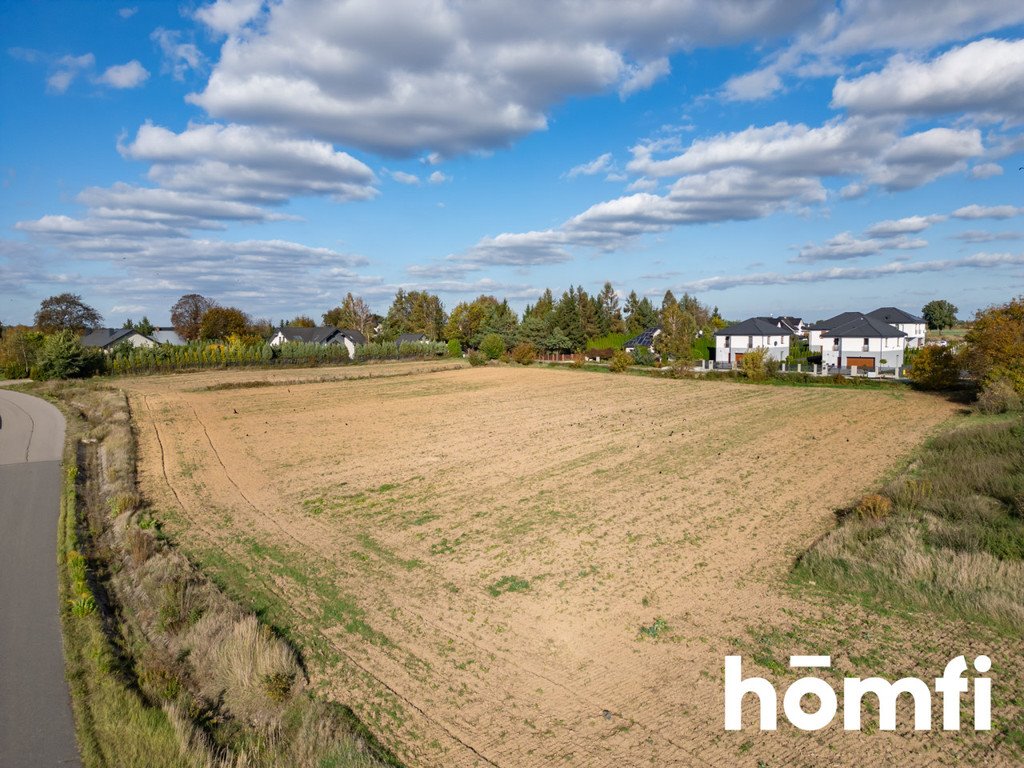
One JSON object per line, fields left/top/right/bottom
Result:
{"left": 39, "top": 380, "right": 399, "bottom": 768}
{"left": 54, "top": 387, "right": 191, "bottom": 767}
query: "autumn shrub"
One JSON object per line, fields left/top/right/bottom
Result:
{"left": 964, "top": 296, "right": 1024, "bottom": 395}
{"left": 0, "top": 326, "right": 44, "bottom": 378}
{"left": 609, "top": 349, "right": 633, "bottom": 373}
{"left": 447, "top": 338, "right": 462, "bottom": 358}
{"left": 853, "top": 494, "right": 893, "bottom": 522}
{"left": 976, "top": 377, "right": 1023, "bottom": 415}
{"left": 740, "top": 347, "right": 772, "bottom": 382}
{"left": 467, "top": 350, "right": 487, "bottom": 366}
{"left": 571, "top": 351, "right": 586, "bottom": 368}
{"left": 510, "top": 342, "right": 537, "bottom": 365}
{"left": 907, "top": 344, "right": 962, "bottom": 390}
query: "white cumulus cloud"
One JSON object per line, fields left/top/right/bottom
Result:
{"left": 97, "top": 60, "right": 150, "bottom": 89}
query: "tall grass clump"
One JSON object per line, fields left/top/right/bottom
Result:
{"left": 795, "top": 414, "right": 1024, "bottom": 632}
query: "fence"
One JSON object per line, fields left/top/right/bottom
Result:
{"left": 702, "top": 359, "right": 906, "bottom": 379}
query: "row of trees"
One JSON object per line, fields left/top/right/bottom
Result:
{"left": 11, "top": 289, "right": 965, "bottom": 356}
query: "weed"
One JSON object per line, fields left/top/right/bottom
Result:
{"left": 853, "top": 493, "right": 893, "bottom": 522}
{"left": 487, "top": 576, "right": 531, "bottom": 597}
{"left": 70, "top": 594, "right": 97, "bottom": 617}
{"left": 638, "top": 617, "right": 669, "bottom": 640}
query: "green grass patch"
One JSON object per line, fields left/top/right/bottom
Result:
{"left": 487, "top": 575, "right": 531, "bottom": 597}
{"left": 794, "top": 414, "right": 1024, "bottom": 633}
{"left": 638, "top": 617, "right": 670, "bottom": 640}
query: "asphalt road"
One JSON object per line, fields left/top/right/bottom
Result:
{"left": 0, "top": 389, "right": 80, "bottom": 768}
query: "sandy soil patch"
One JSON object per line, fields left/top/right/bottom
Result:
{"left": 125, "top": 364, "right": 1014, "bottom": 767}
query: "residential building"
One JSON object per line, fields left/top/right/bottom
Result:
{"left": 714, "top": 318, "right": 791, "bottom": 364}
{"left": 820, "top": 315, "right": 907, "bottom": 370}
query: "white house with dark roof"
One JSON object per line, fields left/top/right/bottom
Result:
{"left": 820, "top": 315, "right": 906, "bottom": 370}
{"left": 714, "top": 318, "right": 791, "bottom": 364}
{"left": 866, "top": 307, "right": 927, "bottom": 348}
{"left": 80, "top": 328, "right": 156, "bottom": 351}
{"left": 269, "top": 327, "right": 366, "bottom": 357}
{"left": 806, "top": 312, "right": 862, "bottom": 352}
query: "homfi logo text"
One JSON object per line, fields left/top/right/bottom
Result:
{"left": 724, "top": 655, "right": 991, "bottom": 732}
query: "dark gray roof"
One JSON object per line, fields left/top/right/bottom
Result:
{"left": 754, "top": 316, "right": 801, "bottom": 334}
{"left": 715, "top": 318, "right": 791, "bottom": 336}
{"left": 823, "top": 315, "right": 907, "bottom": 339}
{"left": 337, "top": 328, "right": 366, "bottom": 344}
{"left": 80, "top": 328, "right": 144, "bottom": 348}
{"left": 396, "top": 332, "right": 428, "bottom": 344}
{"left": 624, "top": 327, "right": 660, "bottom": 348}
{"left": 277, "top": 327, "right": 344, "bottom": 344}
{"left": 866, "top": 306, "right": 925, "bottom": 325}
{"left": 807, "top": 311, "right": 862, "bottom": 330}
{"left": 774, "top": 316, "right": 803, "bottom": 333}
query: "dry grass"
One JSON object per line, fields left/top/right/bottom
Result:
{"left": 797, "top": 415, "right": 1024, "bottom": 630}
{"left": 36, "top": 380, "right": 395, "bottom": 768}
{"left": 186, "top": 613, "right": 300, "bottom": 727}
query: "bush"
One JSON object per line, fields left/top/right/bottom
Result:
{"left": 0, "top": 326, "right": 45, "bottom": 378}
{"left": 853, "top": 494, "right": 893, "bottom": 522}
{"left": 571, "top": 352, "right": 586, "bottom": 368}
{"left": 976, "top": 377, "right": 1023, "bottom": 414}
{"left": 907, "top": 345, "right": 961, "bottom": 390}
{"left": 964, "top": 296, "right": 1024, "bottom": 396}
{"left": 510, "top": 342, "right": 536, "bottom": 365}
{"left": 467, "top": 350, "right": 487, "bottom": 366}
{"left": 479, "top": 333, "right": 506, "bottom": 360}
{"left": 36, "top": 330, "right": 90, "bottom": 380}
{"left": 740, "top": 347, "right": 774, "bottom": 382}
{"left": 447, "top": 338, "right": 462, "bottom": 358}
{"left": 609, "top": 349, "right": 633, "bottom": 373}
{"left": 631, "top": 346, "right": 655, "bottom": 366}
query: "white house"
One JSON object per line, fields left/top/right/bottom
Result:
{"left": 806, "top": 312, "right": 862, "bottom": 352}
{"left": 269, "top": 327, "right": 366, "bottom": 358}
{"left": 866, "top": 307, "right": 927, "bottom": 348}
{"left": 150, "top": 327, "right": 185, "bottom": 345}
{"left": 714, "top": 318, "right": 791, "bottom": 364}
{"left": 80, "top": 328, "right": 156, "bottom": 351}
{"left": 820, "top": 315, "right": 906, "bottom": 370}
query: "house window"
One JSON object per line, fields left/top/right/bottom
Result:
{"left": 724, "top": 336, "right": 730, "bottom": 348}
{"left": 832, "top": 337, "right": 839, "bottom": 347}
{"left": 747, "top": 337, "right": 753, "bottom": 348}
{"left": 863, "top": 337, "right": 869, "bottom": 351}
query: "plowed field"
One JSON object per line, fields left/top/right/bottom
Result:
{"left": 126, "top": 363, "right": 1013, "bottom": 767}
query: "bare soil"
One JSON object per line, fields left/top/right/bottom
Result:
{"left": 124, "top": 363, "right": 1017, "bottom": 767}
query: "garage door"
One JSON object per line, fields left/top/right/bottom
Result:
{"left": 733, "top": 353, "right": 744, "bottom": 363}
{"left": 846, "top": 356, "right": 875, "bottom": 370}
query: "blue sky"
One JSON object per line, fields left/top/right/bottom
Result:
{"left": 2, "top": 0, "right": 1023, "bottom": 326}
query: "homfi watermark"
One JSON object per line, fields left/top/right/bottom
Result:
{"left": 724, "top": 655, "right": 991, "bottom": 732}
